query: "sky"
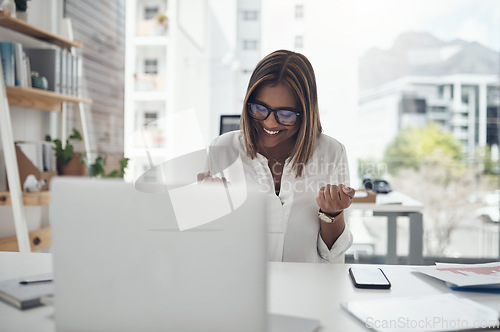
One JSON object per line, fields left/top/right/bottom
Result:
{"left": 355, "top": 0, "right": 500, "bottom": 55}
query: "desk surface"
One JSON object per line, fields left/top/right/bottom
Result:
{"left": 1, "top": 252, "right": 499, "bottom": 332}
{"left": 352, "top": 191, "right": 423, "bottom": 213}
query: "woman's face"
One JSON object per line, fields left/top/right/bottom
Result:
{"left": 251, "top": 84, "right": 301, "bottom": 148}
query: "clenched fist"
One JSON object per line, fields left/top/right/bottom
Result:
{"left": 316, "top": 184, "right": 355, "bottom": 216}
{"left": 197, "top": 171, "right": 228, "bottom": 184}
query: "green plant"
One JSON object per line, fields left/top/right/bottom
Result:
{"left": 85, "top": 154, "right": 130, "bottom": 178}
{"left": 45, "top": 128, "right": 82, "bottom": 166}
{"left": 155, "top": 13, "right": 168, "bottom": 25}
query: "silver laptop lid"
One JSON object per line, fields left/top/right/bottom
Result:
{"left": 51, "top": 178, "right": 267, "bottom": 332}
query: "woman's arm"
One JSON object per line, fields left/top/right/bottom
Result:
{"left": 316, "top": 184, "right": 355, "bottom": 249}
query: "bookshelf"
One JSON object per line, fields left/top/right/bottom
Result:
{"left": 6, "top": 86, "right": 91, "bottom": 112}
{"left": 0, "top": 191, "right": 50, "bottom": 206}
{"left": 0, "top": 11, "right": 81, "bottom": 49}
{"left": 0, "top": 11, "right": 91, "bottom": 252}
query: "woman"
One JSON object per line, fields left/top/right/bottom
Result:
{"left": 201, "top": 50, "right": 354, "bottom": 263}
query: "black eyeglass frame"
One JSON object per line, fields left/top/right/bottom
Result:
{"left": 246, "top": 101, "right": 302, "bottom": 126}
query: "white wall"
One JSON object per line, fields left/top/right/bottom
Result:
{"left": 261, "top": 0, "right": 358, "bottom": 183}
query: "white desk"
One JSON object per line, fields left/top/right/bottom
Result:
{"left": 1, "top": 252, "right": 499, "bottom": 332}
{"left": 351, "top": 191, "right": 424, "bottom": 265}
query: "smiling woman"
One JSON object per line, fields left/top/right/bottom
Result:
{"left": 201, "top": 50, "right": 355, "bottom": 263}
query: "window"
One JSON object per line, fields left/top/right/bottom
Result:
{"left": 242, "top": 40, "right": 258, "bottom": 50}
{"left": 356, "top": 1, "right": 500, "bottom": 262}
{"left": 144, "top": 6, "right": 159, "bottom": 20}
{"left": 144, "top": 111, "right": 158, "bottom": 126}
{"left": 295, "top": 5, "right": 304, "bottom": 19}
{"left": 294, "top": 36, "right": 304, "bottom": 49}
{"left": 144, "top": 59, "right": 158, "bottom": 74}
{"left": 242, "top": 10, "right": 258, "bottom": 21}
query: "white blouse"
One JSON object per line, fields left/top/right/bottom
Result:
{"left": 206, "top": 131, "right": 353, "bottom": 263}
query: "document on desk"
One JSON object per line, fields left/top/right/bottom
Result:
{"left": 412, "top": 262, "right": 500, "bottom": 288}
{"left": 342, "top": 293, "right": 499, "bottom": 331}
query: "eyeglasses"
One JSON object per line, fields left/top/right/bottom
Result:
{"left": 247, "top": 101, "right": 302, "bottom": 126}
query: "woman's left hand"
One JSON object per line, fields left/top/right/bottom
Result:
{"left": 316, "top": 184, "right": 355, "bottom": 215}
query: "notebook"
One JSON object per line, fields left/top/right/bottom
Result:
{"left": 50, "top": 178, "right": 320, "bottom": 332}
{"left": 0, "top": 273, "right": 53, "bottom": 310}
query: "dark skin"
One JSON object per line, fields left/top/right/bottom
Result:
{"left": 253, "top": 84, "right": 355, "bottom": 249}
{"left": 200, "top": 83, "right": 355, "bottom": 250}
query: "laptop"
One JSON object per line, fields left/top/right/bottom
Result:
{"left": 50, "top": 178, "right": 320, "bottom": 332}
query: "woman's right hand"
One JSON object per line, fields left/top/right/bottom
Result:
{"left": 197, "top": 171, "right": 228, "bottom": 184}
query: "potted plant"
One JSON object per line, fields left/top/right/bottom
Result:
{"left": 153, "top": 13, "right": 168, "bottom": 35}
{"left": 155, "top": 13, "right": 168, "bottom": 26}
{"left": 84, "top": 153, "right": 130, "bottom": 178}
{"left": 45, "top": 128, "right": 87, "bottom": 176}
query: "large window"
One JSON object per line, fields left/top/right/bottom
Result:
{"left": 242, "top": 40, "right": 258, "bottom": 50}
{"left": 294, "top": 36, "right": 304, "bottom": 49}
{"left": 144, "top": 59, "right": 158, "bottom": 74}
{"left": 295, "top": 5, "right": 304, "bottom": 19}
{"left": 144, "top": 6, "right": 159, "bottom": 19}
{"left": 144, "top": 111, "right": 158, "bottom": 126}
{"left": 355, "top": 0, "right": 499, "bottom": 263}
{"left": 242, "top": 10, "right": 258, "bottom": 21}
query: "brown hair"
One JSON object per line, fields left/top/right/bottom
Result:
{"left": 240, "top": 50, "right": 322, "bottom": 177}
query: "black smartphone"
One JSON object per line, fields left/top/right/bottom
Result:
{"left": 348, "top": 267, "right": 391, "bottom": 289}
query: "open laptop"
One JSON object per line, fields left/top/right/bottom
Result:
{"left": 50, "top": 178, "right": 320, "bottom": 332}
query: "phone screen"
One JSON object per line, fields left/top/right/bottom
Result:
{"left": 349, "top": 267, "right": 391, "bottom": 289}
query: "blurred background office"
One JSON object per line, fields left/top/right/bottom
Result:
{"left": 0, "top": 0, "right": 498, "bottom": 264}
{"left": 122, "top": 0, "right": 499, "bottom": 264}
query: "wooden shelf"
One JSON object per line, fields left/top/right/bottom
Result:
{"left": 0, "top": 11, "right": 81, "bottom": 49}
{"left": 0, "top": 226, "right": 51, "bottom": 252}
{"left": 0, "top": 191, "right": 50, "bottom": 206}
{"left": 6, "top": 86, "right": 92, "bottom": 112}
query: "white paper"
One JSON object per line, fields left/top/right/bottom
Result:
{"left": 412, "top": 262, "right": 500, "bottom": 287}
{"left": 342, "top": 294, "right": 499, "bottom": 332}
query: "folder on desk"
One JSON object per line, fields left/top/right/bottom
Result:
{"left": 0, "top": 273, "right": 53, "bottom": 310}
{"left": 412, "top": 262, "right": 500, "bottom": 293}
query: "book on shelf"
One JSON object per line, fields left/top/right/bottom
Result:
{"left": 0, "top": 133, "right": 5, "bottom": 191}
{"left": 65, "top": 49, "right": 72, "bottom": 95}
{"left": 24, "top": 55, "right": 32, "bottom": 88}
{"left": 72, "top": 52, "right": 79, "bottom": 96}
{"left": 0, "top": 41, "right": 15, "bottom": 86}
{"left": 60, "top": 48, "right": 67, "bottom": 95}
{"left": 76, "top": 53, "right": 82, "bottom": 96}
{"left": 14, "top": 43, "right": 28, "bottom": 87}
{"left": 1, "top": 44, "right": 81, "bottom": 95}
{"left": 0, "top": 273, "right": 53, "bottom": 310}
{"left": 59, "top": 49, "right": 81, "bottom": 96}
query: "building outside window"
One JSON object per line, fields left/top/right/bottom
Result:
{"left": 144, "top": 6, "right": 159, "bottom": 19}
{"left": 242, "top": 40, "right": 258, "bottom": 50}
{"left": 144, "top": 111, "right": 158, "bottom": 126}
{"left": 295, "top": 36, "right": 304, "bottom": 49}
{"left": 242, "top": 10, "right": 258, "bottom": 21}
{"left": 295, "top": 5, "right": 304, "bottom": 19}
{"left": 144, "top": 59, "right": 159, "bottom": 74}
